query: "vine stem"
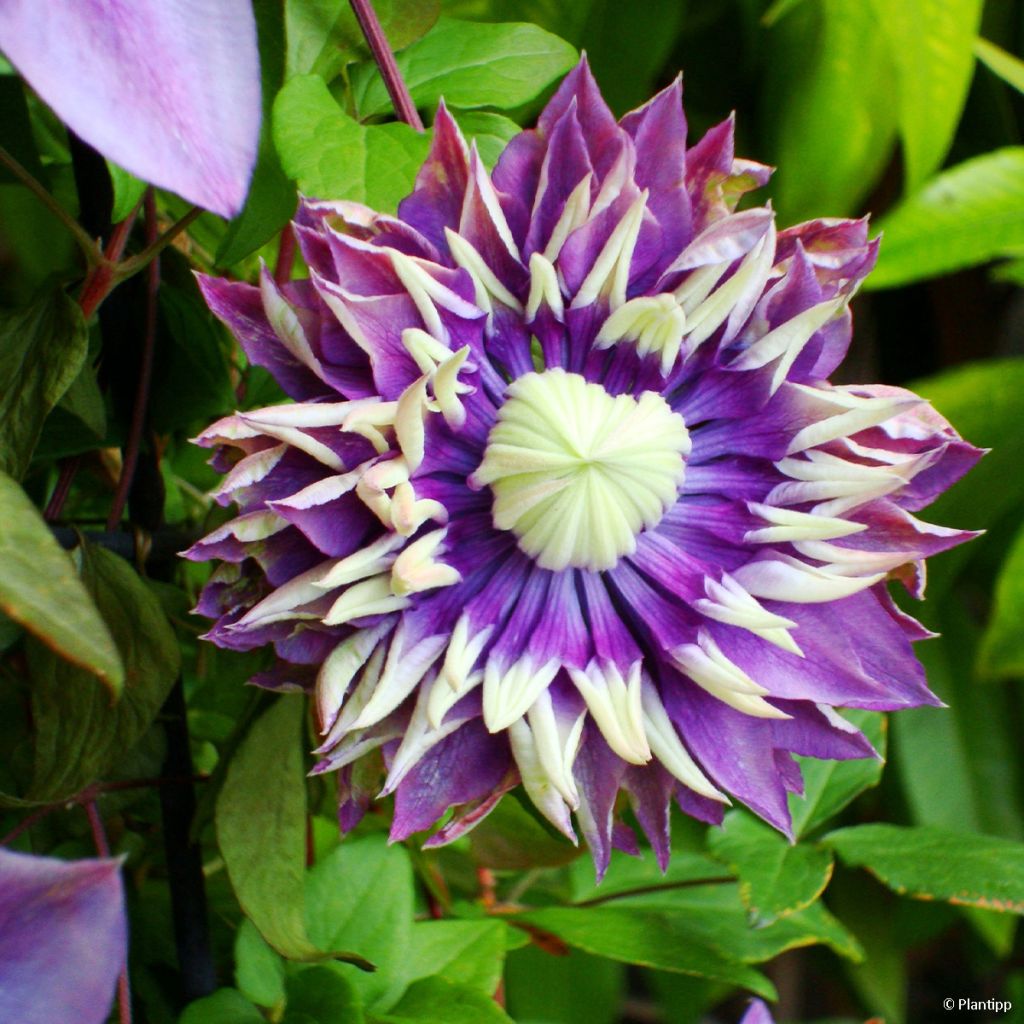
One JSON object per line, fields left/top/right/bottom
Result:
{"left": 106, "top": 190, "right": 159, "bottom": 531}
{"left": 0, "top": 143, "right": 104, "bottom": 264}
{"left": 348, "top": 0, "right": 424, "bottom": 131}
{"left": 85, "top": 800, "right": 132, "bottom": 1024}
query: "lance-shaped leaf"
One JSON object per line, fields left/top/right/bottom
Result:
{"left": 0, "top": 0, "right": 261, "bottom": 216}
{"left": 825, "top": 824, "right": 1024, "bottom": 912}
{"left": 0, "top": 472, "right": 122, "bottom": 695}
{"left": 0, "top": 288, "right": 87, "bottom": 479}
{"left": 0, "top": 849, "right": 126, "bottom": 1024}
{"left": 216, "top": 696, "right": 374, "bottom": 970}
{"left": 25, "top": 543, "right": 178, "bottom": 800}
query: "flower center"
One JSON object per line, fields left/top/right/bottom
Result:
{"left": 470, "top": 369, "right": 690, "bottom": 572}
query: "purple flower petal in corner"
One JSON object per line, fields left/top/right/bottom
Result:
{"left": 0, "top": 0, "right": 260, "bottom": 216}
{"left": 0, "top": 847, "right": 127, "bottom": 1024}
{"left": 739, "top": 999, "right": 776, "bottom": 1024}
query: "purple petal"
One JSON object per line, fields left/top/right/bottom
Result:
{"left": 740, "top": 999, "right": 777, "bottom": 1024}
{"left": 0, "top": 849, "right": 126, "bottom": 1024}
{"left": 0, "top": 0, "right": 260, "bottom": 216}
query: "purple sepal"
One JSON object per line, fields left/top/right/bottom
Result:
{"left": 390, "top": 720, "right": 511, "bottom": 842}
{"left": 0, "top": 1, "right": 260, "bottom": 216}
{"left": 0, "top": 849, "right": 126, "bottom": 1024}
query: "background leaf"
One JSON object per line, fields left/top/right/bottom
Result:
{"left": 285, "top": 0, "right": 440, "bottom": 81}
{"left": 26, "top": 543, "right": 178, "bottom": 800}
{"left": 867, "top": 0, "right": 984, "bottom": 191}
{"left": 764, "top": 0, "right": 898, "bottom": 223}
{"left": 789, "top": 711, "right": 887, "bottom": 838}
{"left": 273, "top": 75, "right": 431, "bottom": 211}
{"left": 305, "top": 834, "right": 413, "bottom": 1009}
{"left": 869, "top": 148, "right": 1024, "bottom": 288}
{"left": 348, "top": 18, "right": 577, "bottom": 117}
{"left": 707, "top": 811, "right": 834, "bottom": 924}
{"left": 0, "top": 472, "right": 122, "bottom": 693}
{"left": 978, "top": 519, "right": 1024, "bottom": 679}
{"left": 0, "top": 287, "right": 87, "bottom": 478}
{"left": 826, "top": 824, "right": 1024, "bottom": 912}
{"left": 216, "top": 697, "right": 369, "bottom": 966}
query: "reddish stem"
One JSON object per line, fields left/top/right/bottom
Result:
{"left": 85, "top": 801, "right": 132, "bottom": 1024}
{"left": 348, "top": 0, "right": 425, "bottom": 131}
{"left": 106, "top": 191, "right": 159, "bottom": 531}
{"left": 275, "top": 223, "right": 297, "bottom": 284}
{"left": 44, "top": 454, "right": 82, "bottom": 522}
{"left": 0, "top": 803, "right": 59, "bottom": 847}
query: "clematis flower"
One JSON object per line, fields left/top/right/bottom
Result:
{"left": 0, "top": 848, "right": 126, "bottom": 1024}
{"left": 188, "top": 60, "right": 979, "bottom": 875}
{"left": 0, "top": 0, "right": 260, "bottom": 217}
{"left": 739, "top": 1000, "right": 775, "bottom": 1024}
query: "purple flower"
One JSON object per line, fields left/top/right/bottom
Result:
{"left": 0, "top": 0, "right": 261, "bottom": 216}
{"left": 188, "top": 61, "right": 979, "bottom": 875}
{"left": 739, "top": 999, "right": 776, "bottom": 1024}
{"left": 0, "top": 848, "right": 126, "bottom": 1024}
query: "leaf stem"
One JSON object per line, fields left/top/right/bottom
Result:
{"left": 116, "top": 205, "right": 201, "bottom": 280}
{"left": 0, "top": 143, "right": 104, "bottom": 265}
{"left": 348, "top": 0, "right": 424, "bottom": 130}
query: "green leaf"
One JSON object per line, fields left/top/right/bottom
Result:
{"left": 0, "top": 472, "right": 122, "bottom": 693}
{"left": 285, "top": 0, "right": 440, "bottom": 81}
{"left": 979, "top": 519, "right": 1024, "bottom": 679}
{"left": 273, "top": 75, "right": 431, "bottom": 212}
{"left": 0, "top": 287, "right": 88, "bottom": 478}
{"left": 179, "top": 988, "right": 265, "bottom": 1024}
{"left": 0, "top": 77, "right": 45, "bottom": 184}
{"left": 216, "top": 0, "right": 297, "bottom": 267}
{"left": 235, "top": 917, "right": 286, "bottom": 1010}
{"left": 514, "top": 903, "right": 775, "bottom": 997}
{"left": 349, "top": 18, "right": 577, "bottom": 118}
{"left": 975, "top": 36, "right": 1024, "bottom": 94}
{"left": 374, "top": 977, "right": 513, "bottom": 1024}
{"left": 907, "top": 358, "right": 1024, "bottom": 594}
{"left": 707, "top": 811, "right": 834, "bottom": 924}
{"left": 825, "top": 824, "right": 1024, "bottom": 913}
{"left": 765, "top": 0, "right": 898, "bottom": 223}
{"left": 305, "top": 834, "right": 412, "bottom": 1009}
{"left": 56, "top": 359, "right": 106, "bottom": 439}
{"left": 505, "top": 944, "right": 624, "bottom": 1024}
{"left": 867, "top": 0, "right": 984, "bottom": 192}
{"left": 468, "top": 792, "right": 581, "bottom": 869}
{"left": 569, "top": 849, "right": 733, "bottom": 904}
{"left": 789, "top": 710, "right": 887, "bottom": 837}
{"left": 106, "top": 160, "right": 147, "bottom": 222}
{"left": 406, "top": 920, "right": 506, "bottom": 995}
{"left": 283, "top": 966, "right": 365, "bottom": 1024}
{"left": 449, "top": 110, "right": 520, "bottom": 170}
{"left": 869, "top": 149, "right": 1024, "bottom": 288}
{"left": 217, "top": 698, "right": 370, "bottom": 967}
{"left": 574, "top": 0, "right": 687, "bottom": 115}
{"left": 150, "top": 285, "right": 236, "bottom": 432}
{"left": 25, "top": 543, "right": 178, "bottom": 801}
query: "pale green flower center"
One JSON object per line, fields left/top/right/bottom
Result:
{"left": 470, "top": 369, "right": 691, "bottom": 572}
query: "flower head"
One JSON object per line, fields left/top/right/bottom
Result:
{"left": 189, "top": 60, "right": 979, "bottom": 875}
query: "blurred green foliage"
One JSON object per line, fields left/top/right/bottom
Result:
{"left": 2, "top": 2, "right": 1024, "bottom": 1023}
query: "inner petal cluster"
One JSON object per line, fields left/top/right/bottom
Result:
{"left": 470, "top": 369, "right": 690, "bottom": 571}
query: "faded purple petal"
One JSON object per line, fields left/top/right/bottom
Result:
{"left": 0, "top": 0, "right": 260, "bottom": 216}
{"left": 0, "top": 849, "right": 126, "bottom": 1024}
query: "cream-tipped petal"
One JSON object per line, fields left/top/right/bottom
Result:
{"left": 482, "top": 657, "right": 561, "bottom": 733}
{"left": 507, "top": 717, "right": 578, "bottom": 842}
{"left": 640, "top": 679, "right": 728, "bottom": 801}
{"left": 568, "top": 661, "right": 651, "bottom": 764}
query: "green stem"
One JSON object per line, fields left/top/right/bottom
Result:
{"left": 0, "top": 143, "right": 103, "bottom": 265}
{"left": 115, "top": 206, "right": 201, "bottom": 281}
